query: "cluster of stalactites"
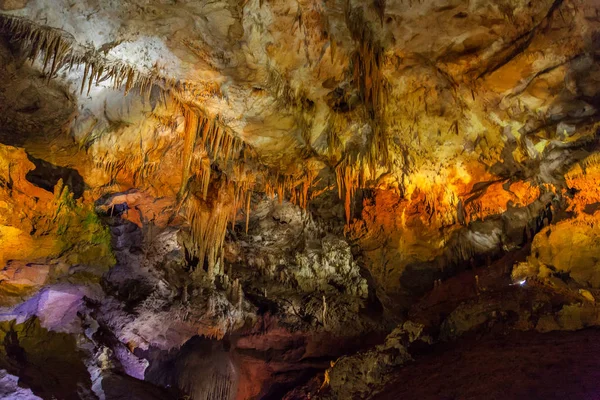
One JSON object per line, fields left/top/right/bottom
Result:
{"left": 179, "top": 99, "right": 321, "bottom": 215}
{"left": 336, "top": 157, "right": 370, "bottom": 223}
{"left": 346, "top": 2, "right": 389, "bottom": 167}
{"left": 183, "top": 169, "right": 255, "bottom": 277}
{"left": 196, "top": 370, "right": 235, "bottom": 400}
{"left": 94, "top": 152, "right": 162, "bottom": 186}
{"left": 181, "top": 153, "right": 323, "bottom": 277}
{"left": 179, "top": 107, "right": 257, "bottom": 275}
{"left": 261, "top": 2, "right": 391, "bottom": 224}
{"left": 184, "top": 190, "right": 230, "bottom": 279}
{"left": 566, "top": 153, "right": 600, "bottom": 182}
{"left": 317, "top": 1, "right": 391, "bottom": 224}
{"left": 180, "top": 106, "right": 252, "bottom": 225}
{"left": 231, "top": 163, "right": 255, "bottom": 234}
{"left": 0, "top": 14, "right": 211, "bottom": 104}
{"left": 180, "top": 107, "right": 245, "bottom": 197}
{"left": 264, "top": 167, "right": 319, "bottom": 210}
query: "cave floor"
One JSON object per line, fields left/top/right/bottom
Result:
{"left": 375, "top": 328, "right": 600, "bottom": 400}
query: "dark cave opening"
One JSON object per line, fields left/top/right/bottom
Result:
{"left": 25, "top": 153, "right": 85, "bottom": 198}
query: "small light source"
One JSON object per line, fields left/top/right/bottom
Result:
{"left": 518, "top": 279, "right": 527, "bottom": 286}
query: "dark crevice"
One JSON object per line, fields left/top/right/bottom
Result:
{"left": 25, "top": 153, "right": 85, "bottom": 198}
{"left": 0, "top": 318, "right": 92, "bottom": 400}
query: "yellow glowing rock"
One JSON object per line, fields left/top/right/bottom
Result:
{"left": 579, "top": 289, "right": 596, "bottom": 303}
{"left": 529, "top": 221, "right": 600, "bottom": 288}
{"left": 534, "top": 139, "right": 548, "bottom": 154}
{"left": 0, "top": 226, "right": 58, "bottom": 266}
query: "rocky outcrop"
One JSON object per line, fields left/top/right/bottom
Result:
{"left": 316, "top": 321, "right": 432, "bottom": 400}
{"left": 0, "top": 261, "right": 49, "bottom": 294}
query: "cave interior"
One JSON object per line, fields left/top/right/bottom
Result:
{"left": 1, "top": 0, "right": 600, "bottom": 399}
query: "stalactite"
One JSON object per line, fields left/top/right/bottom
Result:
{"left": 183, "top": 161, "right": 258, "bottom": 278}
{"left": 336, "top": 157, "right": 364, "bottom": 223}
{"left": 180, "top": 107, "right": 200, "bottom": 197}
{"left": 322, "top": 295, "right": 328, "bottom": 328}
{"left": 316, "top": 1, "right": 393, "bottom": 227}
{"left": 94, "top": 148, "right": 165, "bottom": 186}
{"left": 184, "top": 187, "right": 231, "bottom": 278}
{"left": 195, "top": 115, "right": 243, "bottom": 163}
{"left": 0, "top": 14, "right": 219, "bottom": 109}
{"left": 245, "top": 189, "right": 251, "bottom": 233}
{"left": 348, "top": 33, "right": 390, "bottom": 174}
{"left": 263, "top": 167, "right": 319, "bottom": 210}
{"left": 176, "top": 111, "right": 274, "bottom": 279}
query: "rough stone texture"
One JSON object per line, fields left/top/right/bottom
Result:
{"left": 237, "top": 200, "right": 368, "bottom": 300}
{"left": 0, "top": 0, "right": 27, "bottom": 11}
{"left": 0, "top": 261, "right": 49, "bottom": 288}
{"left": 0, "top": 369, "right": 42, "bottom": 399}
{"left": 315, "top": 321, "right": 431, "bottom": 400}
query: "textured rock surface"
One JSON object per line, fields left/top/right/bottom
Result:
{"left": 0, "top": 0, "right": 27, "bottom": 12}
{"left": 315, "top": 321, "right": 431, "bottom": 399}
{"left": 0, "top": 369, "right": 42, "bottom": 400}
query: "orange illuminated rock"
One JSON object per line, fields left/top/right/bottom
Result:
{"left": 0, "top": 142, "right": 114, "bottom": 269}
{"left": 512, "top": 155, "right": 600, "bottom": 289}
{"left": 0, "top": 260, "right": 50, "bottom": 305}
{"left": 566, "top": 156, "right": 600, "bottom": 215}
{"left": 0, "top": 260, "right": 49, "bottom": 287}
{"left": 350, "top": 160, "right": 542, "bottom": 294}
{"left": 99, "top": 191, "right": 181, "bottom": 229}
{"left": 348, "top": 188, "right": 452, "bottom": 294}
{"left": 524, "top": 219, "right": 600, "bottom": 288}
{"left": 463, "top": 181, "right": 540, "bottom": 224}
